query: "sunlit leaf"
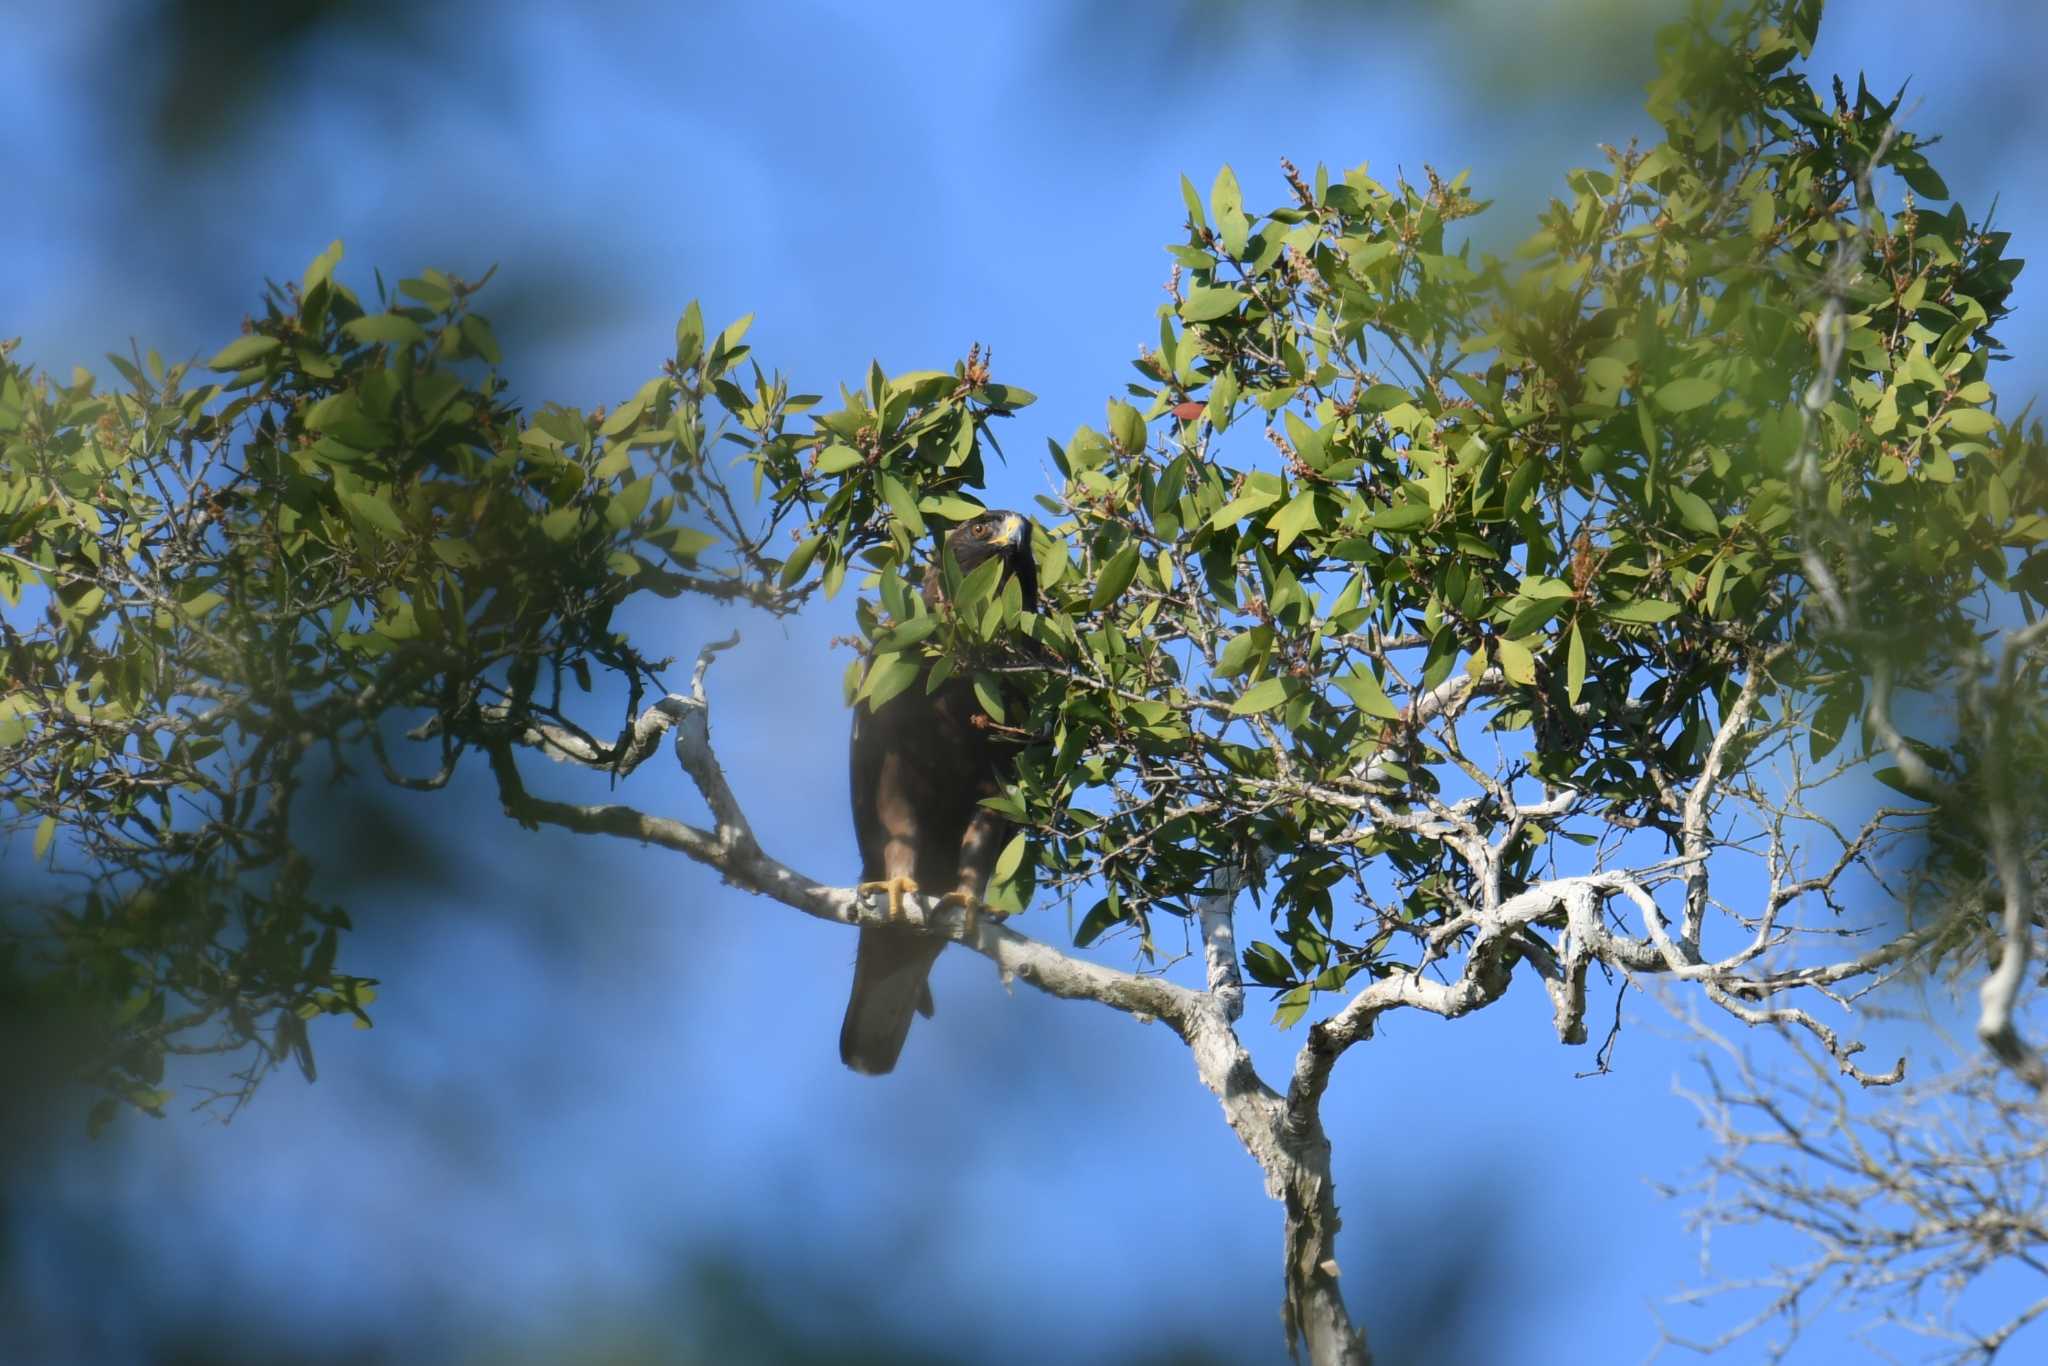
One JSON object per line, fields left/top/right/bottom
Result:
{"left": 1231, "top": 677, "right": 1293, "bottom": 715}
{"left": 207, "top": 335, "right": 280, "bottom": 370}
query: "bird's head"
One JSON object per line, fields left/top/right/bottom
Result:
{"left": 938, "top": 509, "right": 1037, "bottom": 611}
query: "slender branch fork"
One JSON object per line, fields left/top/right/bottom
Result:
{"left": 461, "top": 633, "right": 1924, "bottom": 1366}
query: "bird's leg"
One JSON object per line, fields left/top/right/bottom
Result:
{"left": 945, "top": 806, "right": 1015, "bottom": 938}
{"left": 940, "top": 881, "right": 1018, "bottom": 938}
{"left": 937, "top": 888, "right": 985, "bottom": 937}
{"left": 856, "top": 877, "right": 920, "bottom": 923}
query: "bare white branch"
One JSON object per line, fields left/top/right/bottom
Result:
{"left": 1199, "top": 866, "right": 1249, "bottom": 1023}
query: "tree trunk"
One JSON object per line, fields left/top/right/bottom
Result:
{"left": 1281, "top": 1122, "right": 1371, "bottom": 1366}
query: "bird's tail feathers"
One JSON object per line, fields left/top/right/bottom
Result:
{"left": 839, "top": 927, "right": 943, "bottom": 1075}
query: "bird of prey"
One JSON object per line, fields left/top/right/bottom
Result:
{"left": 841, "top": 509, "right": 1038, "bottom": 1074}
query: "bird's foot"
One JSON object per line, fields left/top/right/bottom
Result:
{"left": 938, "top": 890, "right": 1008, "bottom": 937}
{"left": 857, "top": 877, "right": 921, "bottom": 923}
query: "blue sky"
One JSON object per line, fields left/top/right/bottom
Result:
{"left": 6, "top": 2, "right": 2047, "bottom": 1361}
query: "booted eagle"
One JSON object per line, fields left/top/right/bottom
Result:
{"left": 841, "top": 510, "right": 1037, "bottom": 1074}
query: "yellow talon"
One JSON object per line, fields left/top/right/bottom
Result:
{"left": 857, "top": 877, "right": 920, "bottom": 922}
{"left": 939, "top": 890, "right": 1008, "bottom": 937}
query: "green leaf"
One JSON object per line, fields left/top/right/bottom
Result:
{"left": 1217, "top": 626, "right": 1272, "bottom": 679}
{"left": 950, "top": 556, "right": 1004, "bottom": 621}
{"left": 1107, "top": 399, "right": 1147, "bottom": 454}
{"left": 431, "top": 538, "right": 476, "bottom": 567}
{"left": 1600, "top": 598, "right": 1681, "bottom": 625}
{"left": 1207, "top": 369, "right": 1241, "bottom": 429}
{"left": 1075, "top": 899, "right": 1124, "bottom": 948}
{"left": 33, "top": 814, "right": 56, "bottom": 862}
{"left": 1211, "top": 164, "right": 1248, "bottom": 257}
{"left": 1872, "top": 766, "right": 1936, "bottom": 799}
{"left": 1366, "top": 500, "right": 1433, "bottom": 532}
{"left": 919, "top": 493, "right": 985, "bottom": 521}
{"left": 1180, "top": 287, "right": 1243, "bottom": 323}
{"left": 305, "top": 391, "right": 363, "bottom": 436}
{"left": 1210, "top": 163, "right": 1243, "bottom": 229}
{"left": 675, "top": 300, "right": 704, "bottom": 361}
{"left": 1809, "top": 680, "right": 1859, "bottom": 761}
{"left": 987, "top": 827, "right": 1024, "bottom": 880}
{"left": 1335, "top": 667, "right": 1402, "bottom": 720}
{"left": 343, "top": 314, "right": 431, "bottom": 348}
{"left": 1231, "top": 677, "right": 1293, "bottom": 715}
{"left": 1495, "top": 635, "right": 1536, "bottom": 686}
{"left": 978, "top": 383, "right": 1034, "bottom": 409}
{"left": 984, "top": 832, "right": 1031, "bottom": 914}
{"left": 779, "top": 534, "right": 824, "bottom": 587}
{"left": 1745, "top": 190, "right": 1776, "bottom": 239}
{"left": 972, "top": 673, "right": 1006, "bottom": 724}
{"left": 301, "top": 239, "right": 344, "bottom": 294}
{"left": 1504, "top": 595, "right": 1570, "bottom": 639}
{"left": 1942, "top": 407, "right": 1998, "bottom": 437}
{"left": 540, "top": 505, "right": 581, "bottom": 541}
{"left": 606, "top": 475, "right": 654, "bottom": 528}
{"left": 1242, "top": 941, "right": 1293, "bottom": 987}
{"left": 399, "top": 275, "right": 454, "bottom": 311}
{"left": 598, "top": 398, "right": 648, "bottom": 437}
{"left": 1565, "top": 620, "right": 1587, "bottom": 705}
{"left": 460, "top": 315, "right": 502, "bottom": 365}
{"left": 880, "top": 473, "right": 928, "bottom": 538}
{"left": 1670, "top": 486, "right": 1720, "bottom": 535}
{"left": 177, "top": 589, "right": 225, "bottom": 619}
{"left": 665, "top": 526, "right": 715, "bottom": 564}
{"left": 1268, "top": 490, "right": 1322, "bottom": 552}
{"left": 1090, "top": 543, "right": 1141, "bottom": 611}
{"left": 1272, "top": 984, "right": 1313, "bottom": 1030}
{"left": 873, "top": 614, "right": 939, "bottom": 653}
{"left": 1210, "top": 485, "right": 1283, "bottom": 530}
{"left": 860, "top": 652, "right": 922, "bottom": 710}
{"left": 1895, "top": 156, "right": 1948, "bottom": 200}
{"left": 816, "top": 444, "right": 865, "bottom": 475}
{"left": 207, "top": 335, "right": 280, "bottom": 370}
{"left": 1655, "top": 377, "right": 1720, "bottom": 413}
{"left": 1585, "top": 356, "right": 1630, "bottom": 394}
{"left": 717, "top": 312, "right": 755, "bottom": 356}
{"left": 340, "top": 489, "right": 405, "bottom": 536}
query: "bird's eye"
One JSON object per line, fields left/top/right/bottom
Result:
{"left": 975, "top": 522, "right": 993, "bottom": 537}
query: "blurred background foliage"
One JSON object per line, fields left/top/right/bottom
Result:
{"left": 5, "top": 1, "right": 2047, "bottom": 1363}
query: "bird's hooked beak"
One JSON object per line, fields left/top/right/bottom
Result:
{"left": 997, "top": 513, "right": 1027, "bottom": 547}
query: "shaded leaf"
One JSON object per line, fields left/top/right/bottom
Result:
{"left": 1655, "top": 377, "right": 1720, "bottom": 412}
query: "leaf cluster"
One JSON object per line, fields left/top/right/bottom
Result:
{"left": 813, "top": 0, "right": 2046, "bottom": 1020}
{"left": 5, "top": 0, "right": 2045, "bottom": 1118}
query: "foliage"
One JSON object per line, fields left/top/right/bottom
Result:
{"left": 0, "top": 0, "right": 2042, "bottom": 1314}
{"left": 7, "top": 1, "right": 2048, "bottom": 1359}
{"left": 838, "top": 0, "right": 2046, "bottom": 1025}
{"left": 0, "top": 248, "right": 1026, "bottom": 1117}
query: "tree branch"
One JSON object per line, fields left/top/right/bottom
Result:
{"left": 1976, "top": 618, "right": 2048, "bottom": 1094}
{"left": 479, "top": 641, "right": 1202, "bottom": 1036}
{"left": 473, "top": 635, "right": 1381, "bottom": 1362}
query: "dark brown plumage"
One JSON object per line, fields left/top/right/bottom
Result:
{"left": 840, "top": 510, "right": 1038, "bottom": 1074}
